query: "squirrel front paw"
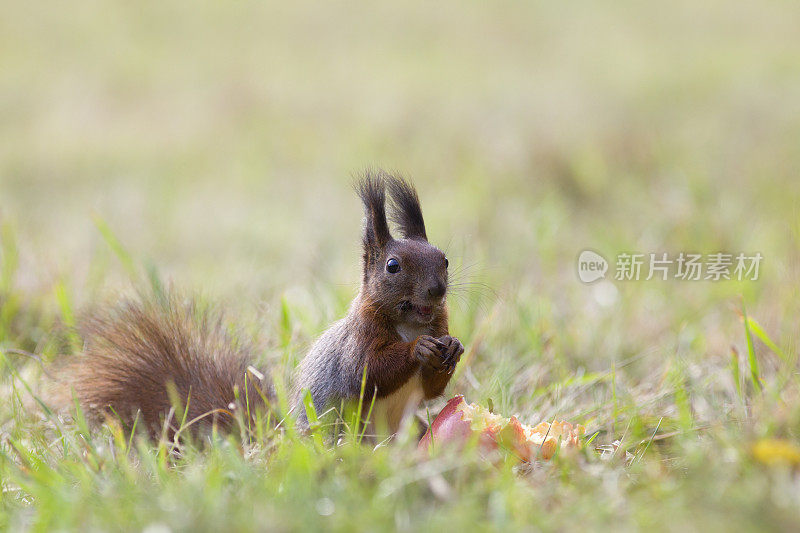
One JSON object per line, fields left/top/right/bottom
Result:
{"left": 414, "top": 335, "right": 464, "bottom": 374}
{"left": 436, "top": 335, "right": 464, "bottom": 373}
{"left": 414, "top": 335, "right": 447, "bottom": 372}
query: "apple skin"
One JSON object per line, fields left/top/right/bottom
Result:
{"left": 418, "top": 395, "right": 477, "bottom": 451}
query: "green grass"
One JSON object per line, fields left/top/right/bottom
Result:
{"left": 2, "top": 0, "right": 800, "bottom": 531}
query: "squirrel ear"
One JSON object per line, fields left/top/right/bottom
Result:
{"left": 386, "top": 175, "right": 427, "bottom": 241}
{"left": 356, "top": 171, "right": 393, "bottom": 259}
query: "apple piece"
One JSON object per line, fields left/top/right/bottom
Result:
{"left": 420, "top": 396, "right": 585, "bottom": 462}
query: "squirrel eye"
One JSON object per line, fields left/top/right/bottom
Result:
{"left": 386, "top": 258, "right": 401, "bottom": 274}
{"left": 445, "top": 257, "right": 449, "bottom": 269}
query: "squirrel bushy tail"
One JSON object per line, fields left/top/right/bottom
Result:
{"left": 61, "top": 291, "right": 274, "bottom": 436}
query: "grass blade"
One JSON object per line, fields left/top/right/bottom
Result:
{"left": 746, "top": 317, "right": 788, "bottom": 363}
{"left": 93, "top": 215, "right": 139, "bottom": 281}
{"left": 54, "top": 280, "right": 81, "bottom": 355}
{"left": 741, "top": 302, "right": 762, "bottom": 393}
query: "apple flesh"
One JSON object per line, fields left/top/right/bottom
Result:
{"left": 419, "top": 395, "right": 585, "bottom": 461}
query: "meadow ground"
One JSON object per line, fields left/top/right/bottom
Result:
{"left": 2, "top": 1, "right": 800, "bottom": 531}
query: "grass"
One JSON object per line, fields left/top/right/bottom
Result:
{"left": 2, "top": 0, "right": 800, "bottom": 531}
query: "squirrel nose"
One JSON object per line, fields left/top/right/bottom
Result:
{"left": 427, "top": 282, "right": 446, "bottom": 299}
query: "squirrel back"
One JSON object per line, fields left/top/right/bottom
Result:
{"left": 61, "top": 292, "right": 274, "bottom": 436}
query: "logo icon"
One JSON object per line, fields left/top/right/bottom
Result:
{"left": 578, "top": 250, "right": 608, "bottom": 283}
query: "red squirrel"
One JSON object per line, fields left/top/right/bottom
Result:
{"left": 292, "top": 172, "right": 463, "bottom": 434}
{"left": 63, "top": 170, "right": 463, "bottom": 437}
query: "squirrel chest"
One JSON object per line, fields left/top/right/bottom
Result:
{"left": 370, "top": 324, "right": 428, "bottom": 435}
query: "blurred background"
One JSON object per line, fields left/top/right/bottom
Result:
{"left": 1, "top": 0, "right": 799, "bottom": 409}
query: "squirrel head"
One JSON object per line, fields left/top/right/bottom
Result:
{"left": 356, "top": 171, "right": 448, "bottom": 326}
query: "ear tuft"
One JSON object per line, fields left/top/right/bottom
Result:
{"left": 386, "top": 175, "right": 427, "bottom": 241}
{"left": 355, "top": 170, "right": 393, "bottom": 263}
